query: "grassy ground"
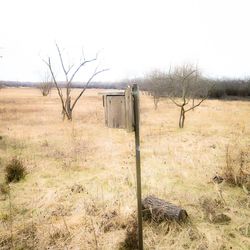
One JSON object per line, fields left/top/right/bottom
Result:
{"left": 0, "top": 87, "right": 249, "bottom": 250}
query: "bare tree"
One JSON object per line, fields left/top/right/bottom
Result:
{"left": 168, "top": 64, "right": 213, "bottom": 128}
{"left": 145, "top": 70, "right": 169, "bottom": 110}
{"left": 43, "top": 44, "right": 108, "bottom": 120}
{"left": 38, "top": 71, "right": 53, "bottom": 96}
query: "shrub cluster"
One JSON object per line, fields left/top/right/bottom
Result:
{"left": 209, "top": 79, "right": 250, "bottom": 98}
{"left": 222, "top": 144, "right": 250, "bottom": 188}
{"left": 5, "top": 158, "right": 26, "bottom": 183}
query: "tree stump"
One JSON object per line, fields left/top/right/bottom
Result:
{"left": 142, "top": 195, "right": 188, "bottom": 222}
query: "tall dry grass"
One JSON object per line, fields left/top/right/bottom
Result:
{"left": 0, "top": 88, "right": 249, "bottom": 249}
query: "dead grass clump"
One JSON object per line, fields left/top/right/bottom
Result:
{"left": 50, "top": 204, "right": 72, "bottom": 217}
{"left": 0, "top": 223, "right": 37, "bottom": 250}
{"left": 0, "top": 136, "right": 7, "bottom": 150}
{"left": 119, "top": 214, "right": 138, "bottom": 250}
{"left": 5, "top": 157, "right": 27, "bottom": 183}
{"left": 199, "top": 196, "right": 231, "bottom": 224}
{"left": 238, "top": 196, "right": 250, "bottom": 209}
{"left": 238, "top": 223, "right": 250, "bottom": 237}
{"left": 16, "top": 224, "right": 38, "bottom": 249}
{"left": 69, "top": 183, "right": 85, "bottom": 194}
{"left": 0, "top": 183, "right": 9, "bottom": 201}
{"left": 223, "top": 144, "right": 250, "bottom": 189}
{"left": 143, "top": 220, "right": 208, "bottom": 249}
{"left": 101, "top": 210, "right": 126, "bottom": 233}
{"left": 0, "top": 234, "right": 12, "bottom": 250}
{"left": 199, "top": 196, "right": 223, "bottom": 218}
{"left": 84, "top": 202, "right": 127, "bottom": 236}
{"left": 48, "top": 226, "right": 71, "bottom": 247}
{"left": 0, "top": 183, "right": 9, "bottom": 195}
{"left": 85, "top": 202, "right": 100, "bottom": 216}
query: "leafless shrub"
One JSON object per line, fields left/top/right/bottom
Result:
{"left": 5, "top": 157, "right": 26, "bottom": 183}
{"left": 39, "top": 82, "right": 52, "bottom": 96}
{"left": 38, "top": 71, "right": 53, "bottom": 96}
{"left": 223, "top": 144, "right": 250, "bottom": 188}
{"left": 144, "top": 70, "right": 169, "bottom": 110}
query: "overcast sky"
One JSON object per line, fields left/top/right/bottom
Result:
{"left": 1, "top": 0, "right": 250, "bottom": 82}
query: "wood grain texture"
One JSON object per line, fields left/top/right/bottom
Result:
{"left": 142, "top": 195, "right": 188, "bottom": 222}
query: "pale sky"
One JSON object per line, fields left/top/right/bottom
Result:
{"left": 0, "top": 0, "right": 250, "bottom": 82}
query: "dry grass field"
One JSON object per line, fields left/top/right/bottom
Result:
{"left": 0, "top": 87, "right": 249, "bottom": 250}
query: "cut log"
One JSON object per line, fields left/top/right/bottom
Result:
{"left": 142, "top": 195, "right": 188, "bottom": 222}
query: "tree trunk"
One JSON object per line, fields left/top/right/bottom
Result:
{"left": 142, "top": 196, "right": 188, "bottom": 222}
{"left": 179, "top": 106, "right": 185, "bottom": 128}
{"left": 179, "top": 109, "right": 182, "bottom": 128}
{"left": 62, "top": 97, "right": 72, "bottom": 120}
{"left": 62, "top": 109, "right": 66, "bottom": 120}
{"left": 66, "top": 108, "right": 72, "bottom": 120}
{"left": 181, "top": 110, "right": 185, "bottom": 128}
{"left": 153, "top": 96, "right": 159, "bottom": 110}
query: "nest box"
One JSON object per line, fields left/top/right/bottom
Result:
{"left": 100, "top": 86, "right": 134, "bottom": 132}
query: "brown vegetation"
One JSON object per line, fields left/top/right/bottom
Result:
{"left": 140, "top": 64, "right": 214, "bottom": 128}
{"left": 5, "top": 158, "right": 26, "bottom": 183}
{"left": 43, "top": 44, "right": 108, "bottom": 120}
{"left": 0, "top": 87, "right": 249, "bottom": 249}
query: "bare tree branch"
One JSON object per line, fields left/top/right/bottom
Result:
{"left": 71, "top": 68, "right": 109, "bottom": 111}
{"left": 169, "top": 97, "right": 182, "bottom": 107}
{"left": 68, "top": 57, "right": 97, "bottom": 84}
{"left": 183, "top": 70, "right": 196, "bottom": 82}
{"left": 66, "top": 64, "right": 74, "bottom": 75}
{"left": 185, "top": 84, "right": 215, "bottom": 112}
{"left": 43, "top": 44, "right": 108, "bottom": 120}
{"left": 185, "top": 97, "right": 207, "bottom": 113}
{"left": 43, "top": 57, "right": 68, "bottom": 116}
{"left": 56, "top": 43, "right": 69, "bottom": 82}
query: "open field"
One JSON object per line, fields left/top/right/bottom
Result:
{"left": 0, "top": 87, "right": 250, "bottom": 249}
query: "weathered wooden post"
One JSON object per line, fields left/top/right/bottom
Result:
{"left": 100, "top": 85, "right": 143, "bottom": 249}
{"left": 132, "top": 84, "right": 143, "bottom": 250}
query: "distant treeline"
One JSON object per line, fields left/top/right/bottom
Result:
{"left": 123, "top": 77, "right": 250, "bottom": 99}
{"left": 208, "top": 79, "right": 250, "bottom": 98}
{"left": 1, "top": 78, "right": 250, "bottom": 99}
{"left": 0, "top": 81, "right": 125, "bottom": 90}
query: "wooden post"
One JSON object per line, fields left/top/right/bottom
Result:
{"left": 132, "top": 84, "right": 143, "bottom": 250}
{"left": 125, "top": 86, "right": 134, "bottom": 132}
